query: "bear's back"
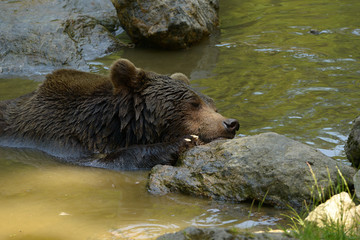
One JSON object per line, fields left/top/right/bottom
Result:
{"left": 41, "top": 69, "right": 113, "bottom": 96}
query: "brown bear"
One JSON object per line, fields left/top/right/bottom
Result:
{"left": 0, "top": 59, "right": 239, "bottom": 169}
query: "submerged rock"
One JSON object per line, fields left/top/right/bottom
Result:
{"left": 345, "top": 116, "right": 360, "bottom": 168}
{"left": 157, "top": 227, "right": 295, "bottom": 240}
{"left": 111, "top": 0, "right": 219, "bottom": 49}
{"left": 306, "top": 192, "right": 360, "bottom": 232}
{"left": 148, "top": 132, "right": 355, "bottom": 209}
{"left": 0, "top": 0, "right": 126, "bottom": 78}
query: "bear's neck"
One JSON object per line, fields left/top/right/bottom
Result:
{"left": 76, "top": 92, "right": 168, "bottom": 153}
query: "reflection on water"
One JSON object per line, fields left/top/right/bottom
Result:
{"left": 1, "top": 0, "right": 360, "bottom": 239}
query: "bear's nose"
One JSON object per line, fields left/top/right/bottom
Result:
{"left": 223, "top": 119, "right": 240, "bottom": 133}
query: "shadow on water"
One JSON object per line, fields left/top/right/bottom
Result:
{"left": 89, "top": 31, "right": 221, "bottom": 82}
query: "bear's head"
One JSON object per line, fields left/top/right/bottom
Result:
{"left": 109, "top": 59, "right": 239, "bottom": 144}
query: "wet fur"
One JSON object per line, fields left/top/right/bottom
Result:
{"left": 0, "top": 59, "right": 237, "bottom": 169}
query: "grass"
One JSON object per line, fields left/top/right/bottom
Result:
{"left": 290, "top": 221, "right": 359, "bottom": 240}
{"left": 248, "top": 189, "right": 269, "bottom": 218}
{"left": 283, "top": 165, "right": 360, "bottom": 240}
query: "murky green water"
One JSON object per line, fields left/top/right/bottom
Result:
{"left": 1, "top": 0, "right": 360, "bottom": 239}
{"left": 0, "top": 147, "right": 284, "bottom": 239}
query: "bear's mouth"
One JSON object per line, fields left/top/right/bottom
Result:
{"left": 200, "top": 134, "right": 236, "bottom": 143}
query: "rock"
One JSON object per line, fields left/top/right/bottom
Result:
{"left": 148, "top": 132, "right": 355, "bottom": 209}
{"left": 156, "top": 227, "right": 296, "bottom": 240}
{"left": 0, "top": 0, "right": 126, "bottom": 78}
{"left": 111, "top": 0, "right": 219, "bottom": 49}
{"left": 345, "top": 116, "right": 360, "bottom": 168}
{"left": 354, "top": 170, "right": 360, "bottom": 200}
{"left": 63, "top": 15, "right": 124, "bottom": 61}
{"left": 305, "top": 192, "right": 360, "bottom": 232}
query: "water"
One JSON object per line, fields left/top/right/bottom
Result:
{"left": 1, "top": 0, "right": 360, "bottom": 239}
{"left": 0, "top": 148, "right": 284, "bottom": 240}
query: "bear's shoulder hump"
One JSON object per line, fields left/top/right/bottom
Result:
{"left": 42, "top": 69, "right": 112, "bottom": 95}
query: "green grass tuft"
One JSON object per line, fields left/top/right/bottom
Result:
{"left": 283, "top": 165, "right": 360, "bottom": 239}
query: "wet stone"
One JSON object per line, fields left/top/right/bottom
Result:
{"left": 0, "top": 0, "right": 126, "bottom": 78}
{"left": 111, "top": 0, "right": 219, "bottom": 49}
{"left": 345, "top": 115, "right": 360, "bottom": 168}
{"left": 156, "top": 227, "right": 296, "bottom": 240}
{"left": 148, "top": 132, "right": 356, "bottom": 209}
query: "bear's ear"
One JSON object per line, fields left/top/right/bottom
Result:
{"left": 171, "top": 72, "right": 190, "bottom": 85}
{"left": 110, "top": 59, "right": 146, "bottom": 90}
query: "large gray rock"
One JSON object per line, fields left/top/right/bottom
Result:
{"left": 345, "top": 116, "right": 360, "bottom": 168}
{"left": 157, "top": 227, "right": 295, "bottom": 240}
{"left": 0, "top": 0, "right": 126, "bottom": 78}
{"left": 148, "top": 132, "right": 355, "bottom": 209}
{"left": 111, "top": 0, "right": 219, "bottom": 49}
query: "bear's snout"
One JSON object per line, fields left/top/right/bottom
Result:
{"left": 223, "top": 119, "right": 240, "bottom": 134}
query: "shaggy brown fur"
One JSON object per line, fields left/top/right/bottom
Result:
{"left": 0, "top": 59, "right": 239, "bottom": 169}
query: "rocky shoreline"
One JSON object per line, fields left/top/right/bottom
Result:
{"left": 0, "top": 0, "right": 126, "bottom": 78}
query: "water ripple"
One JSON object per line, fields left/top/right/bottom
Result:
{"left": 110, "top": 223, "right": 180, "bottom": 240}
{"left": 234, "top": 216, "right": 280, "bottom": 229}
{"left": 352, "top": 29, "right": 360, "bottom": 36}
{"left": 187, "top": 208, "right": 238, "bottom": 227}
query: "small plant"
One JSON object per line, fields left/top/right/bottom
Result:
{"left": 283, "top": 165, "right": 360, "bottom": 240}
{"left": 248, "top": 189, "right": 269, "bottom": 217}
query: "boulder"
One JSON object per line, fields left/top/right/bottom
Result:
{"left": 354, "top": 170, "right": 360, "bottom": 200}
{"left": 148, "top": 132, "right": 355, "bottom": 209}
{"left": 305, "top": 192, "right": 360, "bottom": 232}
{"left": 156, "top": 227, "right": 295, "bottom": 240}
{"left": 0, "top": 0, "right": 126, "bottom": 78}
{"left": 345, "top": 116, "right": 360, "bottom": 168}
{"left": 111, "top": 0, "right": 219, "bottom": 49}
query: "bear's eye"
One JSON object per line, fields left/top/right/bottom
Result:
{"left": 191, "top": 102, "right": 200, "bottom": 108}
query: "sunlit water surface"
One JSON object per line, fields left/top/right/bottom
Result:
{"left": 1, "top": 0, "right": 360, "bottom": 239}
